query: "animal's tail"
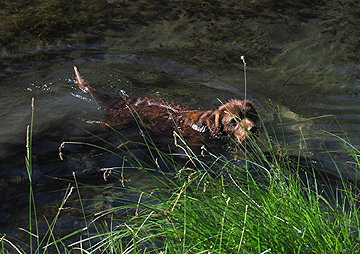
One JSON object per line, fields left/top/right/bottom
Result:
{"left": 73, "top": 65, "right": 92, "bottom": 93}
{"left": 73, "top": 65, "right": 117, "bottom": 107}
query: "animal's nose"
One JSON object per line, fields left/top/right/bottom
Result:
{"left": 248, "top": 125, "right": 257, "bottom": 134}
{"left": 245, "top": 119, "right": 257, "bottom": 133}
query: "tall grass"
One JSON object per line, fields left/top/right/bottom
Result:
{"left": 1, "top": 99, "right": 84, "bottom": 253}
{"left": 2, "top": 75, "right": 360, "bottom": 253}
{"left": 92, "top": 116, "right": 359, "bottom": 253}
{"left": 25, "top": 98, "right": 39, "bottom": 252}
{"left": 57, "top": 102, "right": 360, "bottom": 253}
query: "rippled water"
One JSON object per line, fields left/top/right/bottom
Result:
{"left": 2, "top": 1, "right": 360, "bottom": 247}
{"left": 1, "top": 45, "right": 359, "bottom": 240}
{"left": 0, "top": 47, "right": 257, "bottom": 243}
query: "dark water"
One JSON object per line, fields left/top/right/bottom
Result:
{"left": 1, "top": 0, "right": 360, "bottom": 250}
{"left": 1, "top": 45, "right": 359, "bottom": 243}
{"left": 0, "top": 47, "right": 258, "bottom": 245}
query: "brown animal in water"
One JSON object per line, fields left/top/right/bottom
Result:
{"left": 73, "top": 65, "right": 258, "bottom": 144}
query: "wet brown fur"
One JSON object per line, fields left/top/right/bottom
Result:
{"left": 73, "top": 65, "right": 258, "bottom": 144}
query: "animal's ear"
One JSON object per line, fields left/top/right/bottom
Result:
{"left": 213, "top": 110, "right": 223, "bottom": 128}
{"left": 206, "top": 112, "right": 215, "bottom": 127}
{"left": 206, "top": 110, "right": 221, "bottom": 138}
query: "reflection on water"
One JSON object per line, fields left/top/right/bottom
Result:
{"left": 0, "top": 46, "right": 360, "bottom": 246}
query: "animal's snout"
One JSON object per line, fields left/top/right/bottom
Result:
{"left": 248, "top": 124, "right": 257, "bottom": 134}
{"left": 244, "top": 118, "right": 257, "bottom": 134}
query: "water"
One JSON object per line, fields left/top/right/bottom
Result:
{"left": 1, "top": 0, "right": 360, "bottom": 250}
{"left": 0, "top": 47, "right": 255, "bottom": 243}
{"left": 1, "top": 45, "right": 358, "bottom": 240}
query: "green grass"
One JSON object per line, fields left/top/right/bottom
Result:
{"left": 91, "top": 114, "right": 359, "bottom": 253}
{"left": 0, "top": 98, "right": 83, "bottom": 254}
{"left": 53, "top": 104, "right": 360, "bottom": 253}
{"left": 2, "top": 88, "right": 360, "bottom": 253}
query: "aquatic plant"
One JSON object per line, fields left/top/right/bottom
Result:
{"left": 0, "top": 0, "right": 325, "bottom": 51}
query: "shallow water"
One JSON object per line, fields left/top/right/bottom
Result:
{"left": 1, "top": 0, "right": 360, "bottom": 250}
{"left": 0, "top": 47, "right": 258, "bottom": 243}
{"left": 1, "top": 45, "right": 359, "bottom": 240}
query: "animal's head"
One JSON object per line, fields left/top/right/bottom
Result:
{"left": 210, "top": 100, "right": 258, "bottom": 143}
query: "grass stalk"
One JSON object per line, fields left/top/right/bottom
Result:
{"left": 8, "top": 69, "right": 360, "bottom": 254}
{"left": 25, "top": 97, "right": 40, "bottom": 253}
{"left": 55, "top": 67, "right": 360, "bottom": 253}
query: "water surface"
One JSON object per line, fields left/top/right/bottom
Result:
{"left": 1, "top": 0, "right": 360, "bottom": 250}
